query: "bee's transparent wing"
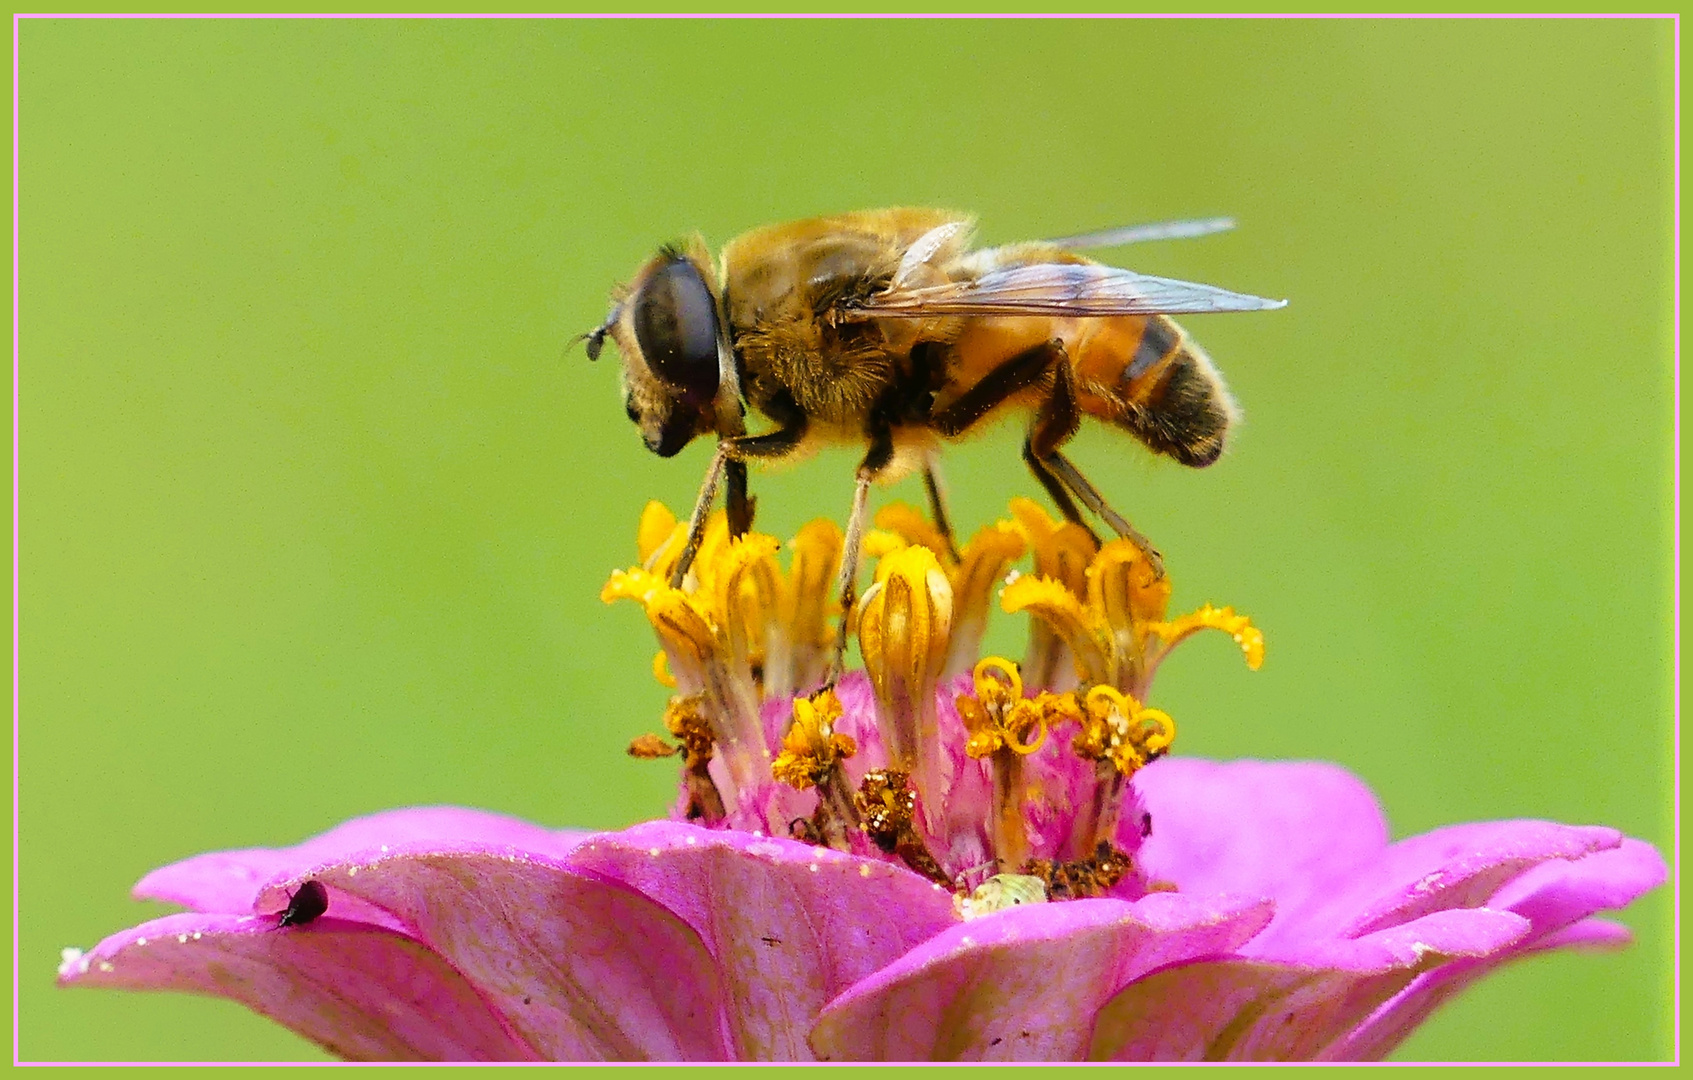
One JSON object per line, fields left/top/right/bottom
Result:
{"left": 853, "top": 263, "right": 1287, "bottom": 318}
{"left": 1044, "top": 216, "right": 1236, "bottom": 249}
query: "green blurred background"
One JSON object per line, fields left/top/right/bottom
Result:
{"left": 21, "top": 17, "right": 1674, "bottom": 1062}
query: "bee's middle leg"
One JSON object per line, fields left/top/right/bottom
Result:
{"left": 921, "top": 457, "right": 961, "bottom": 563}
{"left": 827, "top": 416, "right": 896, "bottom": 683}
{"left": 1030, "top": 356, "right": 1165, "bottom": 578}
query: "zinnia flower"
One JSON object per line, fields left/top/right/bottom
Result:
{"left": 59, "top": 500, "right": 1666, "bottom": 1061}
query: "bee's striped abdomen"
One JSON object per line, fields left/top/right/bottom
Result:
{"left": 1111, "top": 315, "right": 1237, "bottom": 468}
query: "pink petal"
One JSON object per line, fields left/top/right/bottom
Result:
{"left": 808, "top": 891, "right": 1276, "bottom": 1062}
{"left": 1326, "top": 838, "right": 1666, "bottom": 1061}
{"left": 1489, "top": 838, "right": 1668, "bottom": 933}
{"left": 135, "top": 806, "right": 591, "bottom": 914}
{"left": 1133, "top": 758, "right": 1389, "bottom": 930}
{"left": 567, "top": 820, "right": 959, "bottom": 1061}
{"left": 1321, "top": 821, "right": 1623, "bottom": 940}
{"left": 1524, "top": 916, "right": 1633, "bottom": 952}
{"left": 276, "top": 847, "right": 732, "bottom": 1061}
{"left": 57, "top": 912, "right": 538, "bottom": 1061}
{"left": 1088, "top": 907, "right": 1529, "bottom": 1062}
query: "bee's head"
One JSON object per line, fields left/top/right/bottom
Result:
{"left": 601, "top": 242, "right": 723, "bottom": 458}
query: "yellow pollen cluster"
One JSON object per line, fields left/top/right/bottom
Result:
{"left": 772, "top": 689, "right": 857, "bottom": 790}
{"left": 1071, "top": 685, "right": 1177, "bottom": 778}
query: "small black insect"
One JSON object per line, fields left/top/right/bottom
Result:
{"left": 277, "top": 879, "right": 329, "bottom": 928}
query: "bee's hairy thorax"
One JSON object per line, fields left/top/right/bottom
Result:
{"left": 724, "top": 219, "right": 953, "bottom": 431}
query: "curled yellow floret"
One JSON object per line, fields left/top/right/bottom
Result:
{"left": 1074, "top": 685, "right": 1177, "bottom": 777}
{"left": 956, "top": 657, "right": 1051, "bottom": 759}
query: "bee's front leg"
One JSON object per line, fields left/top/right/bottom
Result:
{"left": 669, "top": 396, "right": 810, "bottom": 587}
{"left": 668, "top": 443, "right": 730, "bottom": 589}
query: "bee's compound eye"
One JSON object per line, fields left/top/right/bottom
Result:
{"left": 632, "top": 257, "right": 721, "bottom": 406}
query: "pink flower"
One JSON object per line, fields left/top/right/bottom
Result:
{"left": 56, "top": 753, "right": 1663, "bottom": 1061}
{"left": 59, "top": 501, "right": 1666, "bottom": 1060}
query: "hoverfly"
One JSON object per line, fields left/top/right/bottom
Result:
{"left": 584, "top": 209, "right": 1283, "bottom": 678}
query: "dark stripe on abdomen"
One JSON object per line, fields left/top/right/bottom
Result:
{"left": 1126, "top": 315, "right": 1181, "bottom": 382}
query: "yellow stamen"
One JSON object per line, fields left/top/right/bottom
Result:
{"left": 1077, "top": 685, "right": 1177, "bottom": 777}
{"left": 651, "top": 651, "right": 676, "bottom": 688}
{"left": 944, "top": 522, "right": 1028, "bottom": 678}
{"left": 767, "top": 519, "right": 843, "bottom": 697}
{"left": 957, "top": 657, "right": 1052, "bottom": 759}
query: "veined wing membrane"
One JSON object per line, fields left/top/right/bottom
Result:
{"left": 853, "top": 263, "right": 1288, "bottom": 319}
{"left": 1044, "top": 216, "right": 1236, "bottom": 249}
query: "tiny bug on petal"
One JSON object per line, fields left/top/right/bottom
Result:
{"left": 277, "top": 880, "right": 328, "bottom": 928}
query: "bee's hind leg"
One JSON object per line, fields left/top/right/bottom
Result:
{"left": 1021, "top": 441, "right": 1099, "bottom": 548}
{"left": 1030, "top": 358, "right": 1166, "bottom": 578}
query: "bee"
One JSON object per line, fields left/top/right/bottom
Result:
{"left": 583, "top": 209, "right": 1283, "bottom": 676}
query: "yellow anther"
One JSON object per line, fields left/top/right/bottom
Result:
{"left": 973, "top": 656, "right": 1024, "bottom": 702}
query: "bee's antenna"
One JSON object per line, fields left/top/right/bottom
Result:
{"left": 565, "top": 325, "right": 608, "bottom": 361}
{"left": 567, "top": 303, "right": 622, "bottom": 362}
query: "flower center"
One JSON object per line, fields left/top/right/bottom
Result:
{"left": 606, "top": 497, "right": 1263, "bottom": 905}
